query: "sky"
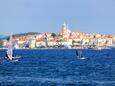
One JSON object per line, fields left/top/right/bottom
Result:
{"left": 0, "top": 0, "right": 115, "bottom": 35}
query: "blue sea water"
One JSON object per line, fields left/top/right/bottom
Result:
{"left": 0, "top": 48, "right": 115, "bottom": 86}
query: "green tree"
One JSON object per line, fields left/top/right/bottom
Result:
{"left": 51, "top": 33, "right": 57, "bottom": 39}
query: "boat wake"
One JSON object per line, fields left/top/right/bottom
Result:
{"left": 77, "top": 56, "right": 87, "bottom": 60}
{"left": 12, "top": 56, "right": 21, "bottom": 59}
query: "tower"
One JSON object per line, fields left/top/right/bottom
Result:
{"left": 62, "top": 22, "right": 71, "bottom": 39}
{"left": 62, "top": 22, "right": 68, "bottom": 33}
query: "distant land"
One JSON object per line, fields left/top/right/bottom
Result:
{"left": 0, "top": 22, "right": 115, "bottom": 49}
{"left": 0, "top": 32, "right": 39, "bottom": 39}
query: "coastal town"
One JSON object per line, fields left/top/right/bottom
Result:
{"left": 1, "top": 22, "right": 115, "bottom": 49}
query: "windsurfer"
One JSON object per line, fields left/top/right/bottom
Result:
{"left": 5, "top": 51, "right": 12, "bottom": 61}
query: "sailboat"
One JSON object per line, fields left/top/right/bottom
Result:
{"left": 5, "top": 33, "right": 13, "bottom": 61}
{"left": 5, "top": 33, "right": 20, "bottom": 62}
{"left": 76, "top": 50, "right": 86, "bottom": 60}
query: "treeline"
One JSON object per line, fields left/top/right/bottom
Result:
{"left": 12, "top": 32, "right": 39, "bottom": 37}
{"left": 0, "top": 32, "right": 39, "bottom": 39}
{"left": 0, "top": 32, "right": 40, "bottom": 47}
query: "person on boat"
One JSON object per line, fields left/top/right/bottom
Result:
{"left": 76, "top": 50, "right": 81, "bottom": 59}
{"left": 5, "top": 51, "right": 13, "bottom": 61}
{"left": 76, "top": 50, "right": 84, "bottom": 59}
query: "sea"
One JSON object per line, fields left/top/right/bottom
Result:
{"left": 0, "top": 48, "right": 115, "bottom": 86}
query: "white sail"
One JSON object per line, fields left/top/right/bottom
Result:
{"left": 7, "top": 33, "right": 13, "bottom": 59}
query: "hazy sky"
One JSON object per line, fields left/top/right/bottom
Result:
{"left": 0, "top": 0, "right": 115, "bottom": 35}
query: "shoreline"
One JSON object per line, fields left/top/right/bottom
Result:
{"left": 0, "top": 47, "right": 114, "bottom": 50}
